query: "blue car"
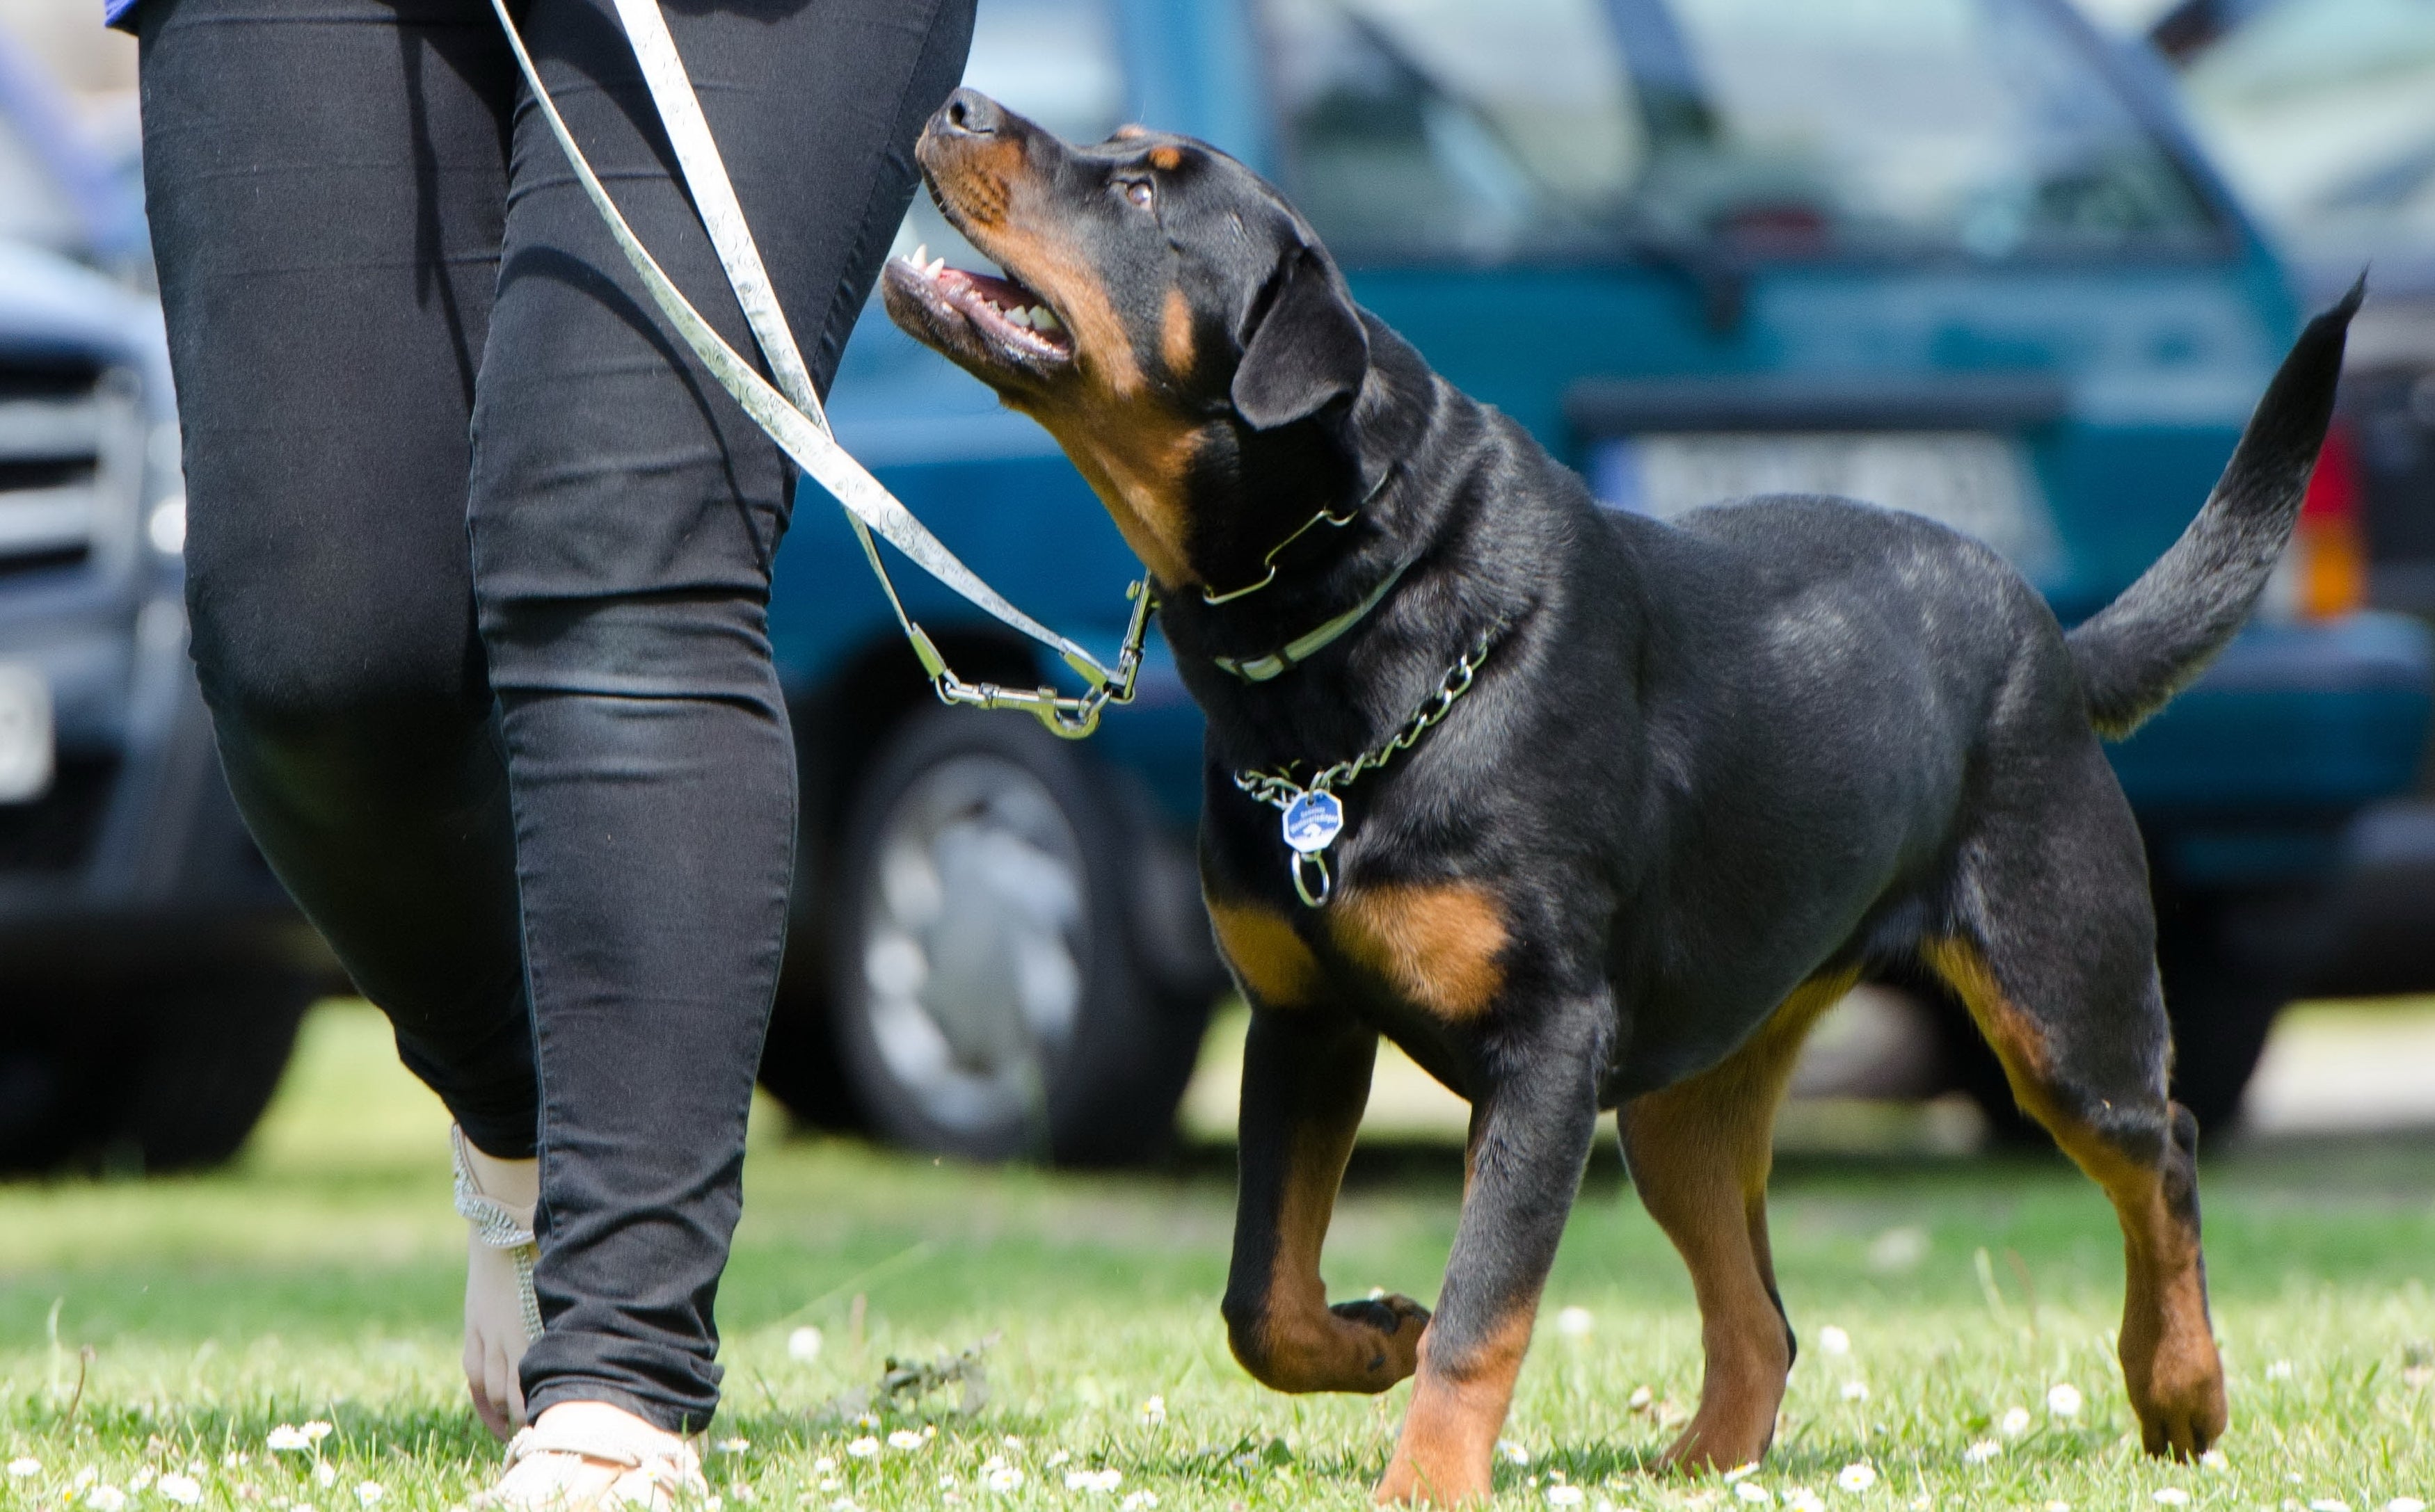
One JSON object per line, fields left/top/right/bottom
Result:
{"left": 759, "top": 0, "right": 2434, "bottom": 1159}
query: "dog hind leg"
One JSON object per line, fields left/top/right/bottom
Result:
{"left": 1923, "top": 768, "right": 2226, "bottom": 1458}
{"left": 1619, "top": 972, "right": 1855, "bottom": 1472}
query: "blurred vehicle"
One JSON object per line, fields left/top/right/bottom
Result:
{"left": 0, "top": 29, "right": 324, "bottom": 1174}
{"left": 764, "top": 0, "right": 2432, "bottom": 1157}
{"left": 2146, "top": 0, "right": 2435, "bottom": 1002}
{"left": 9, "top": 0, "right": 2427, "bottom": 1175}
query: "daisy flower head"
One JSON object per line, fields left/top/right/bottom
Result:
{"left": 1121, "top": 1495, "right": 1160, "bottom": 1511}
{"left": 1499, "top": 1442, "right": 1531, "bottom": 1467}
{"left": 845, "top": 1438, "right": 879, "bottom": 1461}
{"left": 787, "top": 1327, "right": 823, "bottom": 1363}
{"left": 1785, "top": 1489, "right": 1823, "bottom": 1511}
{"left": 886, "top": 1431, "right": 924, "bottom": 1452}
{"left": 1139, "top": 1396, "right": 1165, "bottom": 1426}
{"left": 160, "top": 1475, "right": 205, "bottom": 1506}
{"left": 1737, "top": 1483, "right": 1773, "bottom": 1505}
{"left": 1837, "top": 1463, "right": 1878, "bottom": 1493}
{"left": 266, "top": 1429, "right": 312, "bottom": 1454}
{"left": 1064, "top": 1469, "right": 1121, "bottom": 1494}
{"left": 1841, "top": 1381, "right": 1869, "bottom": 1402}
{"left": 87, "top": 1486, "right": 128, "bottom": 1512}
{"left": 1546, "top": 1487, "right": 1586, "bottom": 1508}
{"left": 2152, "top": 1490, "right": 2189, "bottom": 1506}
{"left": 982, "top": 1464, "right": 1024, "bottom": 1494}
{"left": 353, "top": 1484, "right": 383, "bottom": 1506}
{"left": 1962, "top": 1440, "right": 2001, "bottom": 1465}
{"left": 2046, "top": 1384, "right": 2082, "bottom": 1419}
{"left": 1999, "top": 1407, "right": 2031, "bottom": 1437}
{"left": 1817, "top": 1326, "right": 1851, "bottom": 1357}
{"left": 1555, "top": 1307, "right": 1595, "bottom": 1340}
{"left": 2386, "top": 1500, "right": 2426, "bottom": 1512}
{"left": 313, "top": 1465, "right": 337, "bottom": 1490}
{"left": 7, "top": 1459, "right": 39, "bottom": 1480}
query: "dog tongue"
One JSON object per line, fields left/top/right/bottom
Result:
{"left": 940, "top": 266, "right": 1039, "bottom": 309}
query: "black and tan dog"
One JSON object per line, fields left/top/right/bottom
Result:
{"left": 882, "top": 88, "right": 2358, "bottom": 1503}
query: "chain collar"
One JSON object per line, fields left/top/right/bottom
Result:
{"left": 1232, "top": 621, "right": 1505, "bottom": 906}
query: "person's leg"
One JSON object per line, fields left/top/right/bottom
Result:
{"left": 137, "top": 0, "right": 536, "bottom": 1159}
{"left": 138, "top": 0, "right": 546, "bottom": 1435}
{"left": 472, "top": 0, "right": 974, "bottom": 1431}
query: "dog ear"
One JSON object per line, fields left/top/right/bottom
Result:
{"left": 1231, "top": 246, "right": 1368, "bottom": 431}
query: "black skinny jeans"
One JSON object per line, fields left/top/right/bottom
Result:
{"left": 138, "top": 0, "right": 973, "bottom": 1429}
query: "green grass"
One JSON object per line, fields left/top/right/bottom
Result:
{"left": 5, "top": 1003, "right": 2434, "bottom": 1512}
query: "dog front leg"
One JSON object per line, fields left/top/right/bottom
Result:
{"left": 1376, "top": 1007, "right": 1606, "bottom": 1506}
{"left": 1223, "top": 1007, "right": 1430, "bottom": 1393}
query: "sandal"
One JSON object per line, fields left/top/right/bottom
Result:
{"left": 476, "top": 1402, "right": 707, "bottom": 1512}
{"left": 454, "top": 1125, "right": 542, "bottom": 1438}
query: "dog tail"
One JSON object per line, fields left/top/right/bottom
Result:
{"left": 2066, "top": 279, "right": 2363, "bottom": 739}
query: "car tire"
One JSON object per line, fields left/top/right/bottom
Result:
{"left": 0, "top": 968, "right": 314, "bottom": 1173}
{"left": 827, "top": 706, "right": 1212, "bottom": 1166}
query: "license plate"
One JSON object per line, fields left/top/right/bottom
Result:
{"left": 1590, "top": 431, "right": 2059, "bottom": 575}
{"left": 0, "top": 663, "right": 54, "bottom": 804}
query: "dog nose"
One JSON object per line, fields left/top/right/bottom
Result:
{"left": 937, "top": 88, "right": 1004, "bottom": 138}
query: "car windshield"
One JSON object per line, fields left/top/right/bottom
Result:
{"left": 1259, "top": 0, "right": 2226, "bottom": 263}
{"left": 2175, "top": 0, "right": 2435, "bottom": 262}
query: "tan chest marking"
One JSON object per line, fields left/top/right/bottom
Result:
{"left": 1208, "top": 897, "right": 1322, "bottom": 1008}
{"left": 1330, "top": 883, "right": 1508, "bottom": 1020}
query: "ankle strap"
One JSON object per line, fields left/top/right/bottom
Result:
{"left": 451, "top": 1125, "right": 538, "bottom": 1249}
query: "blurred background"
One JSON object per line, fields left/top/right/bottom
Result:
{"left": 6, "top": 0, "right": 2435, "bottom": 1179}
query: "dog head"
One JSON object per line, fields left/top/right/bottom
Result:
{"left": 882, "top": 88, "right": 1371, "bottom": 590}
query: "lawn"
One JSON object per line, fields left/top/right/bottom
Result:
{"left": 3, "top": 1002, "right": 2432, "bottom": 1512}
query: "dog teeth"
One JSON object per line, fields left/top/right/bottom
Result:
{"left": 1005, "top": 305, "right": 1032, "bottom": 328}
{"left": 911, "top": 243, "right": 929, "bottom": 268}
{"left": 1030, "top": 306, "right": 1061, "bottom": 332}
{"left": 927, "top": 257, "right": 946, "bottom": 278}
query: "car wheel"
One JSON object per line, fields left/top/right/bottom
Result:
{"left": 829, "top": 707, "right": 1212, "bottom": 1166}
{"left": 0, "top": 968, "right": 314, "bottom": 1173}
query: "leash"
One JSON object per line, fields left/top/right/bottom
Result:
{"left": 1233, "top": 622, "right": 1504, "bottom": 907}
{"left": 488, "top": 0, "right": 1152, "bottom": 739}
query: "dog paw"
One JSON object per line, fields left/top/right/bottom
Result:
{"left": 1332, "top": 1294, "right": 1430, "bottom": 1382}
{"left": 1373, "top": 1447, "right": 1489, "bottom": 1507}
{"left": 2132, "top": 1376, "right": 2228, "bottom": 1461}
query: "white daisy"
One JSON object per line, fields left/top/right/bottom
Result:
{"left": 266, "top": 1429, "right": 311, "bottom": 1454}
{"left": 1546, "top": 1487, "right": 1586, "bottom": 1507}
{"left": 1999, "top": 1407, "right": 2030, "bottom": 1437}
{"left": 787, "top": 1328, "right": 823, "bottom": 1363}
{"left": 886, "top": 1431, "right": 924, "bottom": 1452}
{"left": 1139, "top": 1397, "right": 1165, "bottom": 1426}
{"left": 159, "top": 1475, "right": 204, "bottom": 1506}
{"left": 982, "top": 1466, "right": 1024, "bottom": 1493}
{"left": 1120, "top": 1495, "right": 1160, "bottom": 1511}
{"left": 88, "top": 1486, "right": 128, "bottom": 1512}
{"left": 7, "top": 1460, "right": 38, "bottom": 1480}
{"left": 2152, "top": 1490, "right": 2189, "bottom": 1506}
{"left": 1499, "top": 1442, "right": 1531, "bottom": 1467}
{"left": 1737, "top": 1483, "right": 1773, "bottom": 1504}
{"left": 1841, "top": 1381, "right": 1870, "bottom": 1402}
{"left": 1064, "top": 1469, "right": 1121, "bottom": 1494}
{"left": 1837, "top": 1464, "right": 1877, "bottom": 1493}
{"left": 354, "top": 1483, "right": 383, "bottom": 1506}
{"left": 845, "top": 1438, "right": 879, "bottom": 1461}
{"left": 2047, "top": 1384, "right": 2083, "bottom": 1419}
{"left": 1555, "top": 1308, "right": 1595, "bottom": 1340}
{"left": 1817, "top": 1326, "right": 1851, "bottom": 1356}
{"left": 1962, "top": 1440, "right": 2001, "bottom": 1465}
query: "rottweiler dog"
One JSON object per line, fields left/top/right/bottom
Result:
{"left": 882, "top": 86, "right": 2358, "bottom": 1502}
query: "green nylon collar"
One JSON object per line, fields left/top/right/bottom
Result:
{"left": 1211, "top": 552, "right": 1415, "bottom": 682}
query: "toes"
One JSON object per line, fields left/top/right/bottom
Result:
{"left": 1332, "top": 1295, "right": 1431, "bottom": 1337}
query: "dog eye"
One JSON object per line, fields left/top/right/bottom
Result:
{"left": 1123, "top": 179, "right": 1155, "bottom": 211}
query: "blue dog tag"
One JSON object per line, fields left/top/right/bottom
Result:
{"left": 1282, "top": 789, "right": 1343, "bottom": 854}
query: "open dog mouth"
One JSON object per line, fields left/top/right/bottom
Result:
{"left": 886, "top": 243, "right": 1073, "bottom": 370}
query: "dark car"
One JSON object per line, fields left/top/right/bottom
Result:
{"left": 0, "top": 38, "right": 326, "bottom": 1174}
